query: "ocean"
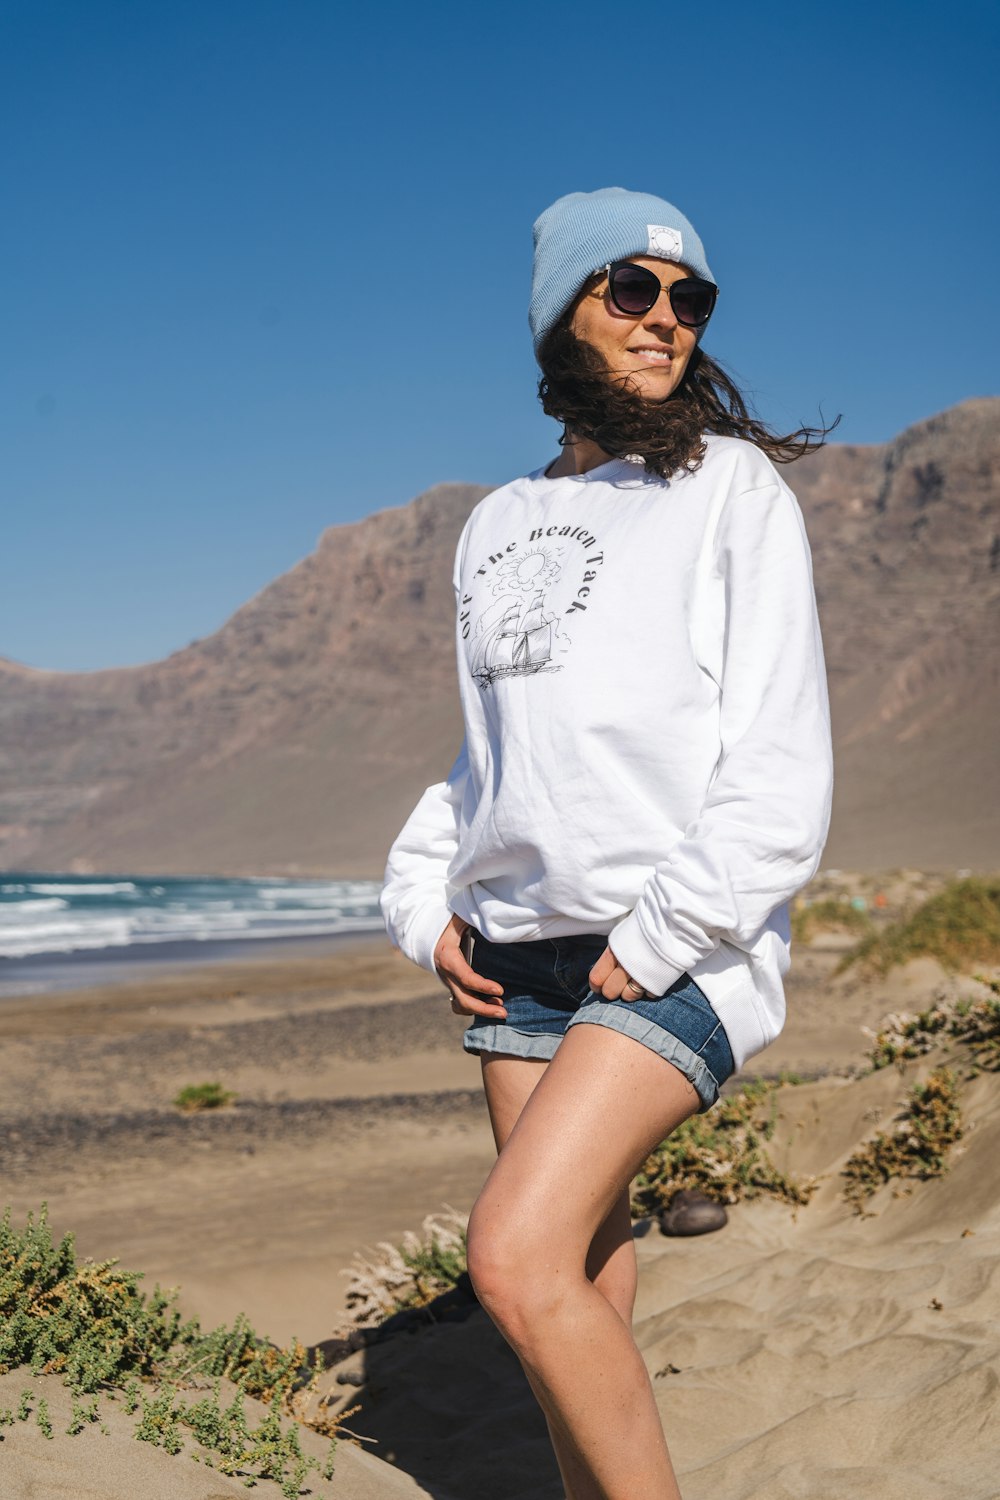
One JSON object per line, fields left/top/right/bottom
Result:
{"left": 0, "top": 871, "right": 385, "bottom": 995}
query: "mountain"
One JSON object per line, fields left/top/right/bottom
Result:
{"left": 1, "top": 398, "right": 997, "bottom": 876}
{"left": 0, "top": 483, "right": 488, "bottom": 877}
{"left": 790, "top": 397, "right": 999, "bottom": 869}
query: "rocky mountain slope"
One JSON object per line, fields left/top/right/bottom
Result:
{"left": 1, "top": 398, "right": 997, "bottom": 875}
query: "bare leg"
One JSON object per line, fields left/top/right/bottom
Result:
{"left": 479, "top": 1054, "right": 639, "bottom": 1500}
{"left": 468, "top": 1027, "right": 701, "bottom": 1500}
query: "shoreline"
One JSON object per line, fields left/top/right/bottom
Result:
{"left": 0, "top": 925, "right": 386, "bottom": 999}
{"left": 0, "top": 861, "right": 982, "bottom": 1002}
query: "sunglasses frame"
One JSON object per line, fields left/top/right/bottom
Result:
{"left": 603, "top": 260, "right": 719, "bottom": 329}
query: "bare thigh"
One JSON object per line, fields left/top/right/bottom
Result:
{"left": 471, "top": 1024, "right": 701, "bottom": 1284}
{"left": 480, "top": 1052, "right": 548, "bottom": 1151}
{"left": 478, "top": 1051, "right": 637, "bottom": 1314}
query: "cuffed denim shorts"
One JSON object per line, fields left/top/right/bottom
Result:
{"left": 461, "top": 929, "right": 735, "bottom": 1112}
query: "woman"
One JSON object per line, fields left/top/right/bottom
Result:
{"left": 380, "top": 187, "right": 835, "bottom": 1499}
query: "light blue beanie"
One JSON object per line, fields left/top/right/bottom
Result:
{"left": 529, "top": 187, "right": 716, "bottom": 356}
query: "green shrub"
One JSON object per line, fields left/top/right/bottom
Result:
{"left": 791, "top": 897, "right": 874, "bottom": 944}
{"left": 172, "top": 1082, "right": 235, "bottom": 1112}
{"left": 951, "top": 975, "right": 1000, "bottom": 1071}
{"left": 863, "top": 974, "right": 1000, "bottom": 1073}
{"left": 0, "top": 1203, "right": 338, "bottom": 1492}
{"left": 842, "top": 1068, "right": 962, "bottom": 1214}
{"left": 630, "top": 1078, "right": 816, "bottom": 1217}
{"left": 35, "top": 1396, "right": 53, "bottom": 1439}
{"left": 835, "top": 877, "right": 1000, "bottom": 978}
{"left": 66, "top": 1394, "right": 102, "bottom": 1435}
{"left": 0, "top": 1205, "right": 193, "bottom": 1391}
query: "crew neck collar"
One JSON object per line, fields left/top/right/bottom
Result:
{"left": 531, "top": 455, "right": 648, "bottom": 485}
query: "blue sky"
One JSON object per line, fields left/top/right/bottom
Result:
{"left": 2, "top": 0, "right": 997, "bottom": 671}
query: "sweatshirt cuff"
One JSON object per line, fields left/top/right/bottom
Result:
{"left": 404, "top": 902, "right": 456, "bottom": 976}
{"left": 607, "top": 914, "right": 689, "bottom": 997}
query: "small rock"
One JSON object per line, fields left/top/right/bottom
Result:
{"left": 658, "top": 1190, "right": 728, "bottom": 1237}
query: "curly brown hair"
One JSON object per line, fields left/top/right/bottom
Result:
{"left": 536, "top": 304, "right": 840, "bottom": 481}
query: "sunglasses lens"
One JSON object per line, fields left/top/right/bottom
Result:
{"left": 671, "top": 279, "right": 716, "bottom": 327}
{"left": 609, "top": 264, "right": 659, "bottom": 315}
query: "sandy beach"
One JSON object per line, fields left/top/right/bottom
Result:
{"left": 1, "top": 938, "right": 495, "bottom": 1343}
{"left": 2, "top": 895, "right": 999, "bottom": 1498}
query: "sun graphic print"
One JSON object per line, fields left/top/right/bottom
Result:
{"left": 491, "top": 546, "right": 561, "bottom": 598}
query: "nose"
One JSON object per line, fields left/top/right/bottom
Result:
{"left": 643, "top": 287, "right": 679, "bottom": 332}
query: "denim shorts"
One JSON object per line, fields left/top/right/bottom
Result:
{"left": 461, "top": 929, "right": 735, "bottom": 1112}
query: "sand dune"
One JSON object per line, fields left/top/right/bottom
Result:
{"left": 0, "top": 1367, "right": 445, "bottom": 1499}
{"left": 308, "top": 1031, "right": 1000, "bottom": 1499}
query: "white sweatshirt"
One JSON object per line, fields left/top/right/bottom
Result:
{"left": 380, "top": 434, "right": 834, "bottom": 1072}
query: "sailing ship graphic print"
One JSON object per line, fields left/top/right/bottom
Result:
{"left": 461, "top": 523, "right": 606, "bottom": 690}
{"left": 476, "top": 588, "right": 557, "bottom": 684}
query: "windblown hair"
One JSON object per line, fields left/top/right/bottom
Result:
{"left": 537, "top": 308, "right": 840, "bottom": 481}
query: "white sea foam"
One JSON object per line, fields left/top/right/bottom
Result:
{"left": 27, "top": 882, "right": 139, "bottom": 895}
{"left": 0, "top": 898, "right": 70, "bottom": 918}
{"left": 255, "top": 885, "right": 357, "bottom": 900}
{"left": 125, "top": 915, "right": 385, "bottom": 946}
{"left": 0, "top": 874, "right": 384, "bottom": 960}
{"left": 0, "top": 917, "right": 135, "bottom": 958}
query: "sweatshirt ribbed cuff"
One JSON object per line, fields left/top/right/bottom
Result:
{"left": 404, "top": 902, "right": 456, "bottom": 976}
{"left": 607, "top": 915, "right": 688, "bottom": 997}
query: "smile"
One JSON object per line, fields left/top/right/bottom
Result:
{"left": 630, "top": 347, "right": 673, "bottom": 364}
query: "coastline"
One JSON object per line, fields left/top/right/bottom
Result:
{"left": 0, "top": 926, "right": 385, "bottom": 999}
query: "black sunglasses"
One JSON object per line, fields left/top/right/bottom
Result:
{"left": 603, "top": 260, "right": 719, "bottom": 328}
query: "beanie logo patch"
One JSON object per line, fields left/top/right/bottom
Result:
{"left": 646, "top": 224, "right": 683, "bottom": 259}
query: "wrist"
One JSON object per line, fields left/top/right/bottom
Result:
{"left": 408, "top": 904, "right": 459, "bottom": 975}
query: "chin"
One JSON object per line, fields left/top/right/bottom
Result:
{"left": 610, "top": 365, "right": 679, "bottom": 403}
{"left": 635, "top": 375, "right": 678, "bottom": 403}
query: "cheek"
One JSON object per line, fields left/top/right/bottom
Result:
{"left": 673, "top": 333, "right": 699, "bottom": 374}
{"left": 571, "top": 295, "right": 633, "bottom": 355}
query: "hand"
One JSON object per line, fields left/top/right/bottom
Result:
{"left": 588, "top": 946, "right": 649, "bottom": 1002}
{"left": 434, "top": 914, "right": 508, "bottom": 1019}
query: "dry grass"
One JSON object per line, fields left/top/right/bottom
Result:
{"left": 842, "top": 1068, "right": 963, "bottom": 1215}
{"left": 630, "top": 1078, "right": 817, "bottom": 1216}
{"left": 791, "top": 897, "right": 874, "bottom": 944}
{"left": 862, "top": 973, "right": 1000, "bottom": 1073}
{"left": 834, "top": 876, "right": 1000, "bottom": 979}
{"left": 339, "top": 1207, "right": 469, "bottom": 1327}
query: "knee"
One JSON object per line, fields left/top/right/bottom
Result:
{"left": 465, "top": 1215, "right": 565, "bottom": 1346}
{"left": 465, "top": 1214, "right": 522, "bottom": 1318}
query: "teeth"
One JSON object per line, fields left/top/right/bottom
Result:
{"left": 634, "top": 349, "right": 671, "bottom": 362}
